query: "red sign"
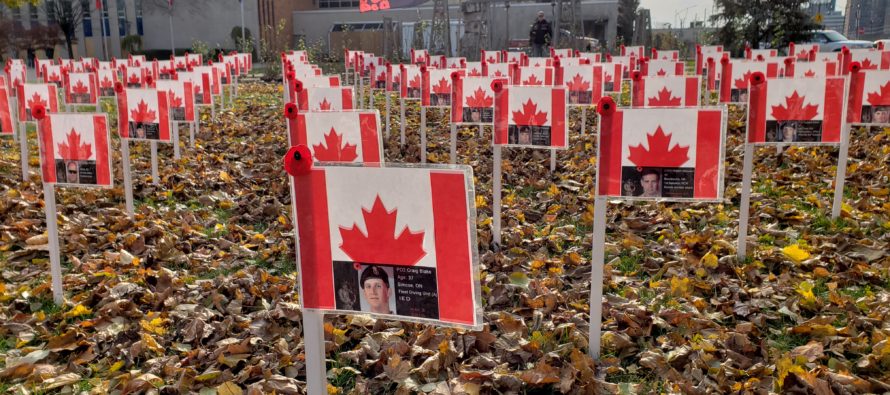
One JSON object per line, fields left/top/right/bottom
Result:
{"left": 38, "top": 113, "right": 112, "bottom": 187}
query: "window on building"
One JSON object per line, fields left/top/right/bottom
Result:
{"left": 117, "top": 0, "right": 127, "bottom": 35}
{"left": 318, "top": 0, "right": 359, "bottom": 9}
{"left": 135, "top": 0, "right": 143, "bottom": 35}
{"left": 102, "top": 0, "right": 110, "bottom": 36}
{"left": 46, "top": 1, "right": 57, "bottom": 24}
{"left": 81, "top": 0, "right": 93, "bottom": 36}
{"left": 29, "top": 3, "right": 39, "bottom": 26}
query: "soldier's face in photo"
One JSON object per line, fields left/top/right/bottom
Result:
{"left": 782, "top": 125, "right": 796, "bottom": 142}
{"left": 471, "top": 109, "right": 481, "bottom": 122}
{"left": 641, "top": 173, "right": 660, "bottom": 197}
{"left": 66, "top": 161, "right": 78, "bottom": 183}
{"left": 362, "top": 278, "right": 391, "bottom": 314}
{"left": 519, "top": 126, "right": 531, "bottom": 145}
{"left": 874, "top": 107, "right": 890, "bottom": 124}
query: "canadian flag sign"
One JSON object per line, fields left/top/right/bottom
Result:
{"left": 123, "top": 66, "right": 145, "bottom": 88}
{"left": 503, "top": 51, "right": 524, "bottom": 65}
{"left": 494, "top": 84, "right": 567, "bottom": 148}
{"left": 173, "top": 56, "right": 188, "bottom": 70}
{"left": 18, "top": 84, "right": 59, "bottom": 122}
{"left": 36, "top": 59, "right": 54, "bottom": 79}
{"left": 129, "top": 55, "right": 147, "bottom": 67}
{"left": 117, "top": 88, "right": 171, "bottom": 141}
{"left": 445, "top": 57, "right": 466, "bottom": 69}
{"left": 178, "top": 71, "right": 213, "bottom": 106}
{"left": 632, "top": 74, "right": 700, "bottom": 107}
{"left": 193, "top": 66, "right": 221, "bottom": 96}
{"left": 482, "top": 50, "right": 501, "bottom": 64}
{"left": 96, "top": 68, "right": 117, "bottom": 97}
{"left": 6, "top": 63, "right": 26, "bottom": 94}
{"left": 621, "top": 45, "right": 645, "bottom": 58}
{"left": 747, "top": 74, "right": 846, "bottom": 144}
{"left": 642, "top": 59, "right": 684, "bottom": 76}
{"left": 611, "top": 56, "right": 636, "bottom": 78}
{"left": 578, "top": 52, "right": 602, "bottom": 63}
{"left": 465, "top": 62, "right": 483, "bottom": 77}
{"left": 848, "top": 50, "right": 890, "bottom": 70}
{"left": 0, "top": 86, "right": 13, "bottom": 136}
{"left": 287, "top": 110, "right": 383, "bottom": 163}
{"left": 64, "top": 72, "right": 98, "bottom": 105}
{"left": 597, "top": 101, "right": 726, "bottom": 200}
{"left": 695, "top": 45, "right": 723, "bottom": 75}
{"left": 556, "top": 64, "right": 604, "bottom": 106}
{"left": 551, "top": 48, "right": 574, "bottom": 58}
{"left": 422, "top": 68, "right": 462, "bottom": 107}
{"left": 345, "top": 50, "right": 361, "bottom": 70}
{"left": 513, "top": 66, "right": 554, "bottom": 86}
{"left": 747, "top": 48, "right": 778, "bottom": 60}
{"left": 653, "top": 49, "right": 679, "bottom": 61}
{"left": 848, "top": 68, "right": 890, "bottom": 125}
{"left": 482, "top": 62, "right": 510, "bottom": 79}
{"left": 156, "top": 80, "right": 196, "bottom": 123}
{"left": 386, "top": 63, "right": 401, "bottom": 93}
{"left": 290, "top": 165, "right": 481, "bottom": 328}
{"left": 601, "top": 62, "right": 624, "bottom": 93}
{"left": 720, "top": 59, "right": 779, "bottom": 103}
{"left": 788, "top": 43, "right": 819, "bottom": 61}
{"left": 37, "top": 113, "right": 112, "bottom": 187}
{"left": 451, "top": 75, "right": 499, "bottom": 124}
{"left": 296, "top": 86, "right": 354, "bottom": 111}
{"left": 785, "top": 59, "right": 838, "bottom": 78}
{"left": 411, "top": 49, "right": 429, "bottom": 65}
{"left": 400, "top": 64, "right": 422, "bottom": 100}
{"left": 526, "top": 57, "right": 554, "bottom": 68}
{"left": 44, "top": 65, "right": 63, "bottom": 86}
{"left": 370, "top": 63, "right": 387, "bottom": 89}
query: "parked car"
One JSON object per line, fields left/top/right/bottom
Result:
{"left": 804, "top": 30, "right": 873, "bottom": 52}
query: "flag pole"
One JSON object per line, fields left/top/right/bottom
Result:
{"left": 169, "top": 2, "right": 175, "bottom": 55}
{"left": 240, "top": 0, "right": 246, "bottom": 48}
{"left": 98, "top": 0, "right": 109, "bottom": 61}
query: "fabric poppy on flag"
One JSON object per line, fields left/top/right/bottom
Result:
{"left": 400, "top": 64, "right": 423, "bottom": 100}
{"left": 17, "top": 83, "right": 59, "bottom": 122}
{"left": 422, "top": 68, "right": 462, "bottom": 107}
{"left": 720, "top": 59, "right": 779, "bottom": 104}
{"left": 482, "top": 62, "right": 510, "bottom": 79}
{"left": 513, "top": 66, "right": 554, "bottom": 86}
{"left": 747, "top": 49, "right": 778, "bottom": 60}
{"left": 465, "top": 61, "right": 483, "bottom": 77}
{"left": 64, "top": 72, "right": 97, "bottom": 105}
{"left": 96, "top": 68, "right": 118, "bottom": 97}
{"left": 37, "top": 113, "right": 112, "bottom": 187}
{"left": 117, "top": 88, "right": 171, "bottom": 142}
{"left": 0, "top": 86, "right": 13, "bottom": 136}
{"left": 481, "top": 50, "right": 501, "bottom": 64}
{"left": 556, "top": 64, "right": 604, "bottom": 106}
{"left": 156, "top": 80, "right": 195, "bottom": 123}
{"left": 386, "top": 63, "right": 402, "bottom": 93}
{"left": 747, "top": 76, "right": 846, "bottom": 144}
{"left": 297, "top": 86, "right": 354, "bottom": 111}
{"left": 287, "top": 110, "right": 383, "bottom": 163}
{"left": 847, "top": 69, "right": 890, "bottom": 125}
{"left": 177, "top": 71, "right": 214, "bottom": 106}
{"left": 695, "top": 45, "right": 723, "bottom": 76}
{"left": 621, "top": 45, "right": 645, "bottom": 58}
{"left": 289, "top": 165, "right": 481, "bottom": 328}
{"left": 411, "top": 49, "right": 429, "bottom": 66}
{"left": 788, "top": 43, "right": 819, "bottom": 61}
{"left": 452, "top": 75, "right": 498, "bottom": 125}
{"left": 597, "top": 106, "right": 725, "bottom": 200}
{"left": 43, "top": 65, "right": 63, "bottom": 86}
{"left": 785, "top": 59, "right": 838, "bottom": 78}
{"left": 642, "top": 59, "right": 684, "bottom": 77}
{"left": 494, "top": 85, "right": 567, "bottom": 148}
{"left": 632, "top": 75, "right": 700, "bottom": 108}
{"left": 848, "top": 49, "right": 890, "bottom": 70}
{"left": 602, "top": 62, "right": 624, "bottom": 93}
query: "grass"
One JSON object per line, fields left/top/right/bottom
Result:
{"left": 768, "top": 330, "right": 809, "bottom": 353}
{"left": 613, "top": 251, "right": 644, "bottom": 276}
{"left": 604, "top": 371, "right": 667, "bottom": 393}
{"left": 811, "top": 214, "right": 851, "bottom": 235}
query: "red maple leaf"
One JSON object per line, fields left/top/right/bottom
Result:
{"left": 523, "top": 74, "right": 544, "bottom": 86}
{"left": 647, "top": 87, "right": 682, "bottom": 106}
{"left": 627, "top": 126, "right": 690, "bottom": 167}
{"left": 100, "top": 76, "right": 113, "bottom": 88}
{"left": 72, "top": 80, "right": 89, "bottom": 94}
{"left": 57, "top": 128, "right": 93, "bottom": 161}
{"left": 566, "top": 74, "right": 590, "bottom": 91}
{"left": 176, "top": 61, "right": 186, "bottom": 69}
{"left": 48, "top": 72, "right": 60, "bottom": 81}
{"left": 656, "top": 69, "right": 667, "bottom": 76}
{"left": 734, "top": 71, "right": 753, "bottom": 89}
{"left": 27, "top": 92, "right": 48, "bottom": 108}
{"left": 432, "top": 77, "right": 451, "bottom": 94}
{"left": 168, "top": 90, "right": 183, "bottom": 107}
{"left": 866, "top": 81, "right": 890, "bottom": 105}
{"left": 466, "top": 86, "right": 493, "bottom": 107}
{"left": 770, "top": 91, "right": 819, "bottom": 120}
{"left": 468, "top": 68, "right": 482, "bottom": 77}
{"left": 804, "top": 69, "right": 816, "bottom": 77}
{"left": 604, "top": 71, "right": 614, "bottom": 84}
{"left": 313, "top": 127, "right": 358, "bottom": 162}
{"left": 338, "top": 195, "right": 426, "bottom": 265}
{"left": 318, "top": 97, "right": 332, "bottom": 110}
{"left": 511, "top": 99, "right": 548, "bottom": 126}
{"left": 130, "top": 99, "right": 157, "bottom": 123}
{"left": 127, "top": 73, "right": 140, "bottom": 84}
{"left": 487, "top": 56, "right": 497, "bottom": 63}
{"left": 860, "top": 58, "right": 878, "bottom": 70}
{"left": 409, "top": 75, "right": 421, "bottom": 88}
{"left": 493, "top": 70, "right": 505, "bottom": 77}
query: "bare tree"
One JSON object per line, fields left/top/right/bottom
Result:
{"left": 44, "top": 0, "right": 85, "bottom": 58}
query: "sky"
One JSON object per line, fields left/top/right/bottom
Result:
{"left": 640, "top": 0, "right": 844, "bottom": 27}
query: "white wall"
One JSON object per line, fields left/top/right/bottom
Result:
{"left": 142, "top": 0, "right": 260, "bottom": 52}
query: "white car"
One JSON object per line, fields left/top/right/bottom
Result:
{"left": 804, "top": 30, "right": 872, "bottom": 52}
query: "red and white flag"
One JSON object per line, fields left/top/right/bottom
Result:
{"left": 17, "top": 83, "right": 59, "bottom": 122}
{"left": 370, "top": 63, "right": 387, "bottom": 90}
{"left": 788, "top": 43, "right": 819, "bottom": 61}
{"left": 641, "top": 59, "right": 684, "bottom": 77}
{"left": 35, "top": 58, "right": 55, "bottom": 79}
{"left": 422, "top": 68, "right": 461, "bottom": 107}
{"left": 123, "top": 66, "right": 145, "bottom": 88}
{"left": 513, "top": 66, "right": 553, "bottom": 86}
{"left": 631, "top": 74, "right": 700, "bottom": 108}
{"left": 193, "top": 65, "right": 221, "bottom": 96}
{"left": 551, "top": 48, "right": 574, "bottom": 58}
{"left": 481, "top": 50, "right": 501, "bottom": 64}
{"left": 695, "top": 45, "right": 723, "bottom": 76}
{"left": 297, "top": 86, "right": 354, "bottom": 111}
{"left": 494, "top": 85, "right": 567, "bottom": 148}
{"left": 556, "top": 64, "right": 605, "bottom": 106}
{"left": 621, "top": 45, "right": 645, "bottom": 58}
{"left": 156, "top": 79, "right": 195, "bottom": 123}
{"left": 0, "top": 86, "right": 13, "bottom": 136}
{"left": 386, "top": 63, "right": 401, "bottom": 93}
{"left": 287, "top": 110, "right": 382, "bottom": 163}
{"left": 848, "top": 68, "right": 890, "bottom": 125}
{"left": 578, "top": 52, "right": 602, "bottom": 63}
{"left": 117, "top": 88, "right": 171, "bottom": 141}
{"left": 848, "top": 49, "right": 890, "bottom": 70}
{"left": 482, "top": 62, "right": 510, "bottom": 79}
{"left": 597, "top": 104, "right": 725, "bottom": 200}
{"left": 400, "top": 64, "right": 422, "bottom": 100}
{"left": 451, "top": 75, "right": 499, "bottom": 125}
{"left": 747, "top": 75, "right": 846, "bottom": 144}
{"left": 6, "top": 63, "right": 26, "bottom": 95}
{"left": 465, "top": 61, "right": 483, "bottom": 77}
{"left": 526, "top": 57, "right": 554, "bottom": 68}
{"left": 503, "top": 51, "right": 524, "bottom": 65}
{"left": 720, "top": 58, "right": 779, "bottom": 103}
{"left": 129, "top": 55, "right": 146, "bottom": 67}
{"left": 345, "top": 50, "right": 361, "bottom": 70}
{"left": 746, "top": 48, "right": 778, "bottom": 60}
{"left": 177, "top": 71, "right": 213, "bottom": 106}
{"left": 64, "top": 72, "right": 98, "bottom": 105}
{"left": 611, "top": 55, "right": 636, "bottom": 78}
{"left": 411, "top": 49, "right": 429, "bottom": 66}
{"left": 602, "top": 62, "right": 624, "bottom": 93}
{"left": 96, "top": 68, "right": 117, "bottom": 97}
{"left": 186, "top": 53, "right": 202, "bottom": 68}
{"left": 784, "top": 59, "right": 838, "bottom": 78}
{"left": 445, "top": 57, "right": 466, "bottom": 69}
{"left": 652, "top": 49, "right": 679, "bottom": 61}
{"left": 428, "top": 55, "right": 446, "bottom": 69}
{"left": 43, "top": 65, "right": 63, "bottom": 86}
{"left": 290, "top": 165, "right": 480, "bottom": 328}
{"left": 37, "top": 113, "right": 112, "bottom": 187}
{"left": 214, "top": 61, "right": 232, "bottom": 86}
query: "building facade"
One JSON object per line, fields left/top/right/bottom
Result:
{"left": 844, "top": 0, "right": 890, "bottom": 39}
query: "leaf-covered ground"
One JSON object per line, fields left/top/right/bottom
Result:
{"left": 0, "top": 80, "right": 889, "bottom": 394}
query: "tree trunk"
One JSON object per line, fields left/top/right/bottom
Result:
{"left": 66, "top": 33, "right": 74, "bottom": 58}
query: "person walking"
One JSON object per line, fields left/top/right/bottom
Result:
{"left": 529, "top": 11, "right": 552, "bottom": 57}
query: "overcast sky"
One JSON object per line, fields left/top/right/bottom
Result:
{"left": 640, "top": 0, "right": 844, "bottom": 27}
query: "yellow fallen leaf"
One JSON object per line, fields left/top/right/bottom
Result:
{"left": 701, "top": 251, "right": 719, "bottom": 269}
{"left": 795, "top": 281, "right": 818, "bottom": 308}
{"left": 108, "top": 360, "right": 125, "bottom": 373}
{"left": 217, "top": 381, "right": 243, "bottom": 395}
{"left": 670, "top": 277, "right": 691, "bottom": 298}
{"left": 475, "top": 195, "right": 487, "bottom": 208}
{"left": 547, "top": 184, "right": 559, "bottom": 197}
{"left": 782, "top": 244, "right": 810, "bottom": 264}
{"left": 140, "top": 317, "right": 168, "bottom": 335}
{"left": 64, "top": 304, "right": 93, "bottom": 319}
{"left": 219, "top": 171, "right": 233, "bottom": 183}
